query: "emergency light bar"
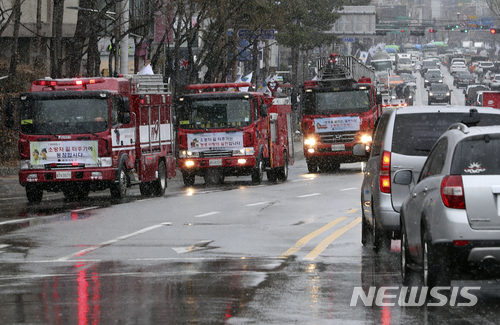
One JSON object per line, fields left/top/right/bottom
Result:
{"left": 33, "top": 77, "right": 105, "bottom": 87}
{"left": 186, "top": 82, "right": 251, "bottom": 92}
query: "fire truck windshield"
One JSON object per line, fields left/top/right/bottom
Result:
{"left": 20, "top": 98, "right": 110, "bottom": 135}
{"left": 303, "top": 90, "right": 371, "bottom": 115}
{"left": 178, "top": 98, "right": 252, "bottom": 129}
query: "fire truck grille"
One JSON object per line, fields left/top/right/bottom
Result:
{"left": 199, "top": 150, "right": 233, "bottom": 158}
{"left": 319, "top": 132, "right": 357, "bottom": 144}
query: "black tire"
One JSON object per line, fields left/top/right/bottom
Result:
{"left": 152, "top": 161, "right": 167, "bottom": 196}
{"left": 401, "top": 222, "right": 412, "bottom": 286}
{"left": 266, "top": 170, "right": 277, "bottom": 182}
{"left": 361, "top": 208, "right": 369, "bottom": 246}
{"left": 110, "top": 165, "right": 128, "bottom": 199}
{"left": 307, "top": 161, "right": 318, "bottom": 173}
{"left": 422, "top": 228, "right": 450, "bottom": 287}
{"left": 277, "top": 155, "right": 289, "bottom": 181}
{"left": 26, "top": 184, "right": 43, "bottom": 204}
{"left": 251, "top": 158, "right": 264, "bottom": 184}
{"left": 372, "top": 209, "right": 390, "bottom": 252}
{"left": 139, "top": 182, "right": 153, "bottom": 196}
{"left": 182, "top": 173, "right": 195, "bottom": 186}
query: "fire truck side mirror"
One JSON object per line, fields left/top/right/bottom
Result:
{"left": 118, "top": 97, "right": 131, "bottom": 124}
{"left": 260, "top": 104, "right": 268, "bottom": 117}
{"left": 376, "top": 94, "right": 382, "bottom": 105}
{"left": 4, "top": 101, "right": 14, "bottom": 128}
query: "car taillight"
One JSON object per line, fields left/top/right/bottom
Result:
{"left": 380, "top": 151, "right": 391, "bottom": 193}
{"left": 441, "top": 175, "right": 465, "bottom": 209}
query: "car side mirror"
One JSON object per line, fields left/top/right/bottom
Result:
{"left": 353, "top": 143, "right": 367, "bottom": 157}
{"left": 393, "top": 170, "right": 413, "bottom": 186}
{"left": 376, "top": 94, "right": 382, "bottom": 105}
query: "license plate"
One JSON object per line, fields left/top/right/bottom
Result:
{"left": 209, "top": 159, "right": 222, "bottom": 166}
{"left": 331, "top": 144, "right": 346, "bottom": 151}
{"left": 56, "top": 171, "right": 71, "bottom": 179}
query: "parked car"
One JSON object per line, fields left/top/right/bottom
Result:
{"left": 353, "top": 107, "right": 500, "bottom": 251}
{"left": 464, "top": 84, "right": 489, "bottom": 106}
{"left": 450, "top": 63, "right": 468, "bottom": 75}
{"left": 427, "top": 83, "right": 452, "bottom": 104}
{"left": 399, "top": 120, "right": 500, "bottom": 286}
{"left": 490, "top": 74, "right": 500, "bottom": 90}
{"left": 455, "top": 72, "right": 476, "bottom": 88}
{"left": 424, "top": 71, "right": 443, "bottom": 88}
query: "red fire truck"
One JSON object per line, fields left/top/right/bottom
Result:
{"left": 5, "top": 75, "right": 176, "bottom": 203}
{"left": 176, "top": 82, "right": 294, "bottom": 185}
{"left": 301, "top": 55, "right": 382, "bottom": 172}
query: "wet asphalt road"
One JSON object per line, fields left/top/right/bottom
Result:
{"left": 2, "top": 70, "right": 500, "bottom": 324}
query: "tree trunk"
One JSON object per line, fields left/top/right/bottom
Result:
{"left": 8, "top": 0, "right": 21, "bottom": 77}
{"left": 51, "top": 0, "right": 65, "bottom": 78}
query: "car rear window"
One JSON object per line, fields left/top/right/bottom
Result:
{"left": 392, "top": 113, "right": 500, "bottom": 156}
{"left": 451, "top": 136, "right": 500, "bottom": 175}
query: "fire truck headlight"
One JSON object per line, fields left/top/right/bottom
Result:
{"left": 238, "top": 159, "right": 247, "bottom": 164}
{"left": 180, "top": 151, "right": 198, "bottom": 158}
{"left": 27, "top": 174, "right": 38, "bottom": 180}
{"left": 20, "top": 160, "right": 30, "bottom": 170}
{"left": 307, "top": 148, "right": 315, "bottom": 153}
{"left": 99, "top": 157, "right": 112, "bottom": 167}
{"left": 361, "top": 135, "right": 372, "bottom": 144}
{"left": 304, "top": 137, "right": 316, "bottom": 146}
{"left": 185, "top": 160, "right": 195, "bottom": 167}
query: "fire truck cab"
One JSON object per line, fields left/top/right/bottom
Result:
{"left": 176, "top": 82, "right": 294, "bottom": 185}
{"left": 6, "top": 75, "right": 176, "bottom": 203}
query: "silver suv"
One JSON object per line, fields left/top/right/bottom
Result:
{"left": 399, "top": 121, "right": 500, "bottom": 287}
{"left": 354, "top": 107, "right": 500, "bottom": 252}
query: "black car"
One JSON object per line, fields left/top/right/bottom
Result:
{"left": 424, "top": 71, "right": 443, "bottom": 88}
{"left": 420, "top": 60, "right": 438, "bottom": 76}
{"left": 427, "top": 83, "right": 452, "bottom": 104}
{"left": 455, "top": 72, "right": 476, "bottom": 88}
{"left": 464, "top": 84, "right": 489, "bottom": 106}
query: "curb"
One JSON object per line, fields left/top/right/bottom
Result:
{"left": 0, "top": 167, "right": 19, "bottom": 177}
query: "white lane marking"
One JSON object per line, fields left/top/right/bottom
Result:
{"left": 245, "top": 201, "right": 270, "bottom": 207}
{"left": 71, "top": 206, "right": 99, "bottom": 212}
{"left": 0, "top": 217, "right": 38, "bottom": 226}
{"left": 297, "top": 193, "right": 321, "bottom": 198}
{"left": 55, "top": 223, "right": 170, "bottom": 261}
{"left": 194, "top": 211, "right": 220, "bottom": 218}
{"left": 0, "top": 244, "right": 10, "bottom": 249}
{"left": 340, "top": 187, "right": 358, "bottom": 191}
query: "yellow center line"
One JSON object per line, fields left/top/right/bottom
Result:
{"left": 278, "top": 217, "right": 347, "bottom": 259}
{"left": 303, "top": 217, "right": 362, "bottom": 260}
{"left": 348, "top": 208, "right": 358, "bottom": 213}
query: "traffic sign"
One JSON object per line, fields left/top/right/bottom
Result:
{"left": 459, "top": 21, "right": 466, "bottom": 28}
{"left": 461, "top": 14, "right": 469, "bottom": 21}
{"left": 342, "top": 38, "right": 355, "bottom": 43}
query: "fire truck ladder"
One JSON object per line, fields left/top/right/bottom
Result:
{"left": 316, "top": 55, "right": 374, "bottom": 86}
{"left": 130, "top": 75, "right": 170, "bottom": 94}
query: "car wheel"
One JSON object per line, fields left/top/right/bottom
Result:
{"left": 401, "top": 221, "right": 412, "bottom": 286}
{"left": 182, "top": 173, "right": 195, "bottom": 186}
{"left": 26, "top": 184, "right": 43, "bottom": 204}
{"left": 277, "top": 154, "right": 289, "bottom": 181}
{"left": 361, "top": 206, "right": 370, "bottom": 246}
{"left": 110, "top": 165, "right": 128, "bottom": 199}
{"left": 139, "top": 182, "right": 153, "bottom": 196}
{"left": 152, "top": 161, "right": 167, "bottom": 196}
{"left": 307, "top": 161, "right": 318, "bottom": 173}
{"left": 372, "top": 209, "right": 389, "bottom": 252}
{"left": 251, "top": 158, "right": 264, "bottom": 184}
{"left": 422, "top": 228, "right": 450, "bottom": 287}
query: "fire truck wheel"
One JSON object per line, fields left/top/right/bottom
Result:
{"left": 251, "top": 159, "right": 264, "bottom": 184}
{"left": 26, "top": 185, "right": 43, "bottom": 204}
{"left": 139, "top": 182, "right": 153, "bottom": 197}
{"left": 277, "top": 156, "right": 289, "bottom": 181}
{"left": 266, "top": 170, "right": 277, "bottom": 183}
{"left": 182, "top": 173, "right": 195, "bottom": 186}
{"left": 152, "top": 162, "right": 167, "bottom": 196}
{"left": 307, "top": 161, "right": 317, "bottom": 173}
{"left": 111, "top": 165, "right": 128, "bottom": 199}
